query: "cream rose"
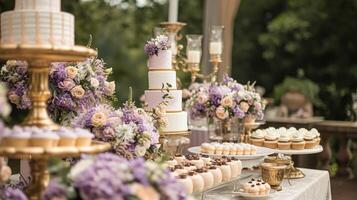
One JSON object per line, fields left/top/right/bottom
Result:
{"left": 105, "top": 81, "right": 116, "bottom": 95}
{"left": 197, "top": 93, "right": 208, "bottom": 104}
{"left": 135, "top": 145, "right": 147, "bottom": 157}
{"left": 91, "top": 112, "right": 107, "bottom": 127}
{"left": 239, "top": 101, "right": 250, "bottom": 113}
{"left": 216, "top": 106, "right": 229, "bottom": 120}
{"left": 221, "top": 95, "right": 233, "bottom": 107}
{"left": 70, "top": 85, "right": 85, "bottom": 99}
{"left": 8, "top": 93, "right": 20, "bottom": 104}
{"left": 65, "top": 66, "right": 78, "bottom": 79}
{"left": 0, "top": 166, "right": 12, "bottom": 182}
{"left": 90, "top": 78, "right": 100, "bottom": 88}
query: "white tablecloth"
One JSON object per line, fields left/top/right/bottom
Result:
{"left": 204, "top": 168, "right": 331, "bottom": 200}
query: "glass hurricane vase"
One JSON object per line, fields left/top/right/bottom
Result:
{"left": 209, "top": 117, "right": 244, "bottom": 143}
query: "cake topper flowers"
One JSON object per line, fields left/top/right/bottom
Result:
{"left": 144, "top": 35, "right": 171, "bottom": 56}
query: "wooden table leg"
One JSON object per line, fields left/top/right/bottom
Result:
{"left": 317, "top": 133, "right": 332, "bottom": 172}
{"left": 336, "top": 135, "right": 353, "bottom": 178}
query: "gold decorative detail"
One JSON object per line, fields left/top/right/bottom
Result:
{"left": 261, "top": 162, "right": 287, "bottom": 191}
{"left": 264, "top": 154, "right": 305, "bottom": 179}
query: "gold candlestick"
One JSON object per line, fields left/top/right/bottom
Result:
{"left": 159, "top": 22, "right": 186, "bottom": 69}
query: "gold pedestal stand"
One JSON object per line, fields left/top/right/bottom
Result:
{"left": 0, "top": 142, "right": 111, "bottom": 200}
{"left": 241, "top": 122, "right": 264, "bottom": 143}
{"left": 160, "top": 130, "right": 191, "bottom": 156}
{"left": 0, "top": 45, "right": 108, "bottom": 200}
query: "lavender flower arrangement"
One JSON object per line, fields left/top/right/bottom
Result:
{"left": 73, "top": 102, "right": 160, "bottom": 159}
{"left": 0, "top": 58, "right": 115, "bottom": 124}
{"left": 43, "top": 153, "right": 187, "bottom": 200}
{"left": 0, "top": 186, "right": 28, "bottom": 200}
{"left": 144, "top": 35, "right": 171, "bottom": 56}
{"left": 186, "top": 75, "right": 265, "bottom": 121}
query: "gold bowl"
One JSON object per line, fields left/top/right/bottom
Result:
{"left": 261, "top": 162, "right": 287, "bottom": 191}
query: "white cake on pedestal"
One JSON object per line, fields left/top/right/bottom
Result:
{"left": 144, "top": 37, "right": 188, "bottom": 133}
{"left": 1, "top": 0, "right": 74, "bottom": 48}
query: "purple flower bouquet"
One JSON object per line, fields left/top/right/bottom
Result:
{"left": 0, "top": 58, "right": 115, "bottom": 124}
{"left": 73, "top": 102, "right": 160, "bottom": 159}
{"left": 43, "top": 153, "right": 187, "bottom": 200}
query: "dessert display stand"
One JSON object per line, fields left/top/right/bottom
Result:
{"left": 269, "top": 145, "right": 323, "bottom": 179}
{"left": 0, "top": 45, "right": 111, "bottom": 200}
{"left": 187, "top": 146, "right": 275, "bottom": 169}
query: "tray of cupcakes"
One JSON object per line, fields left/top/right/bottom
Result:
{"left": 0, "top": 126, "right": 110, "bottom": 158}
{"left": 187, "top": 142, "right": 275, "bottom": 160}
{"left": 166, "top": 154, "right": 252, "bottom": 195}
{"left": 233, "top": 178, "right": 274, "bottom": 199}
{"left": 249, "top": 127, "right": 323, "bottom": 154}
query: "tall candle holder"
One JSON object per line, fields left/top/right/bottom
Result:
{"left": 159, "top": 22, "right": 186, "bottom": 70}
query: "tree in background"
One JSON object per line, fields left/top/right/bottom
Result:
{"left": 233, "top": 0, "right": 357, "bottom": 120}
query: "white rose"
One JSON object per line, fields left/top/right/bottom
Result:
{"left": 135, "top": 145, "right": 147, "bottom": 157}
{"left": 215, "top": 106, "right": 229, "bottom": 120}
{"left": 70, "top": 85, "right": 85, "bottom": 99}
{"left": 65, "top": 66, "right": 78, "bottom": 79}
{"left": 221, "top": 95, "right": 233, "bottom": 107}
{"left": 142, "top": 137, "right": 151, "bottom": 149}
{"left": 90, "top": 78, "right": 99, "bottom": 88}
{"left": 69, "top": 159, "right": 94, "bottom": 180}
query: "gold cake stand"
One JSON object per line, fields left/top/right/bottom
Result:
{"left": 0, "top": 45, "right": 104, "bottom": 200}
{"left": 0, "top": 141, "right": 111, "bottom": 200}
{"left": 0, "top": 45, "right": 97, "bottom": 129}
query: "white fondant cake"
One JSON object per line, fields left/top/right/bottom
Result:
{"left": 1, "top": 0, "right": 74, "bottom": 48}
{"left": 148, "top": 71, "right": 177, "bottom": 89}
{"left": 15, "top": 0, "right": 61, "bottom": 11}
{"left": 163, "top": 111, "right": 188, "bottom": 132}
{"left": 144, "top": 37, "right": 188, "bottom": 133}
{"left": 148, "top": 49, "right": 172, "bottom": 69}
{"left": 145, "top": 90, "right": 182, "bottom": 111}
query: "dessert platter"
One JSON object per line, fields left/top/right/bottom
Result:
{"left": 187, "top": 142, "right": 275, "bottom": 160}
{"left": 233, "top": 178, "right": 275, "bottom": 199}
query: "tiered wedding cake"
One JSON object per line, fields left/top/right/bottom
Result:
{"left": 144, "top": 36, "right": 188, "bottom": 133}
{"left": 1, "top": 0, "right": 74, "bottom": 47}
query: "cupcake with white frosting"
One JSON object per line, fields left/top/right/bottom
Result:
{"left": 310, "top": 128, "right": 320, "bottom": 146}
{"left": 263, "top": 131, "right": 278, "bottom": 149}
{"left": 250, "top": 129, "right": 265, "bottom": 147}
{"left": 74, "top": 128, "right": 93, "bottom": 147}
{"left": 56, "top": 127, "right": 77, "bottom": 147}
{"left": 291, "top": 131, "right": 305, "bottom": 150}
{"left": 277, "top": 131, "right": 291, "bottom": 150}
{"left": 4, "top": 126, "right": 31, "bottom": 147}
{"left": 303, "top": 130, "right": 316, "bottom": 149}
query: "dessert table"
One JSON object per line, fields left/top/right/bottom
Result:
{"left": 203, "top": 168, "right": 331, "bottom": 200}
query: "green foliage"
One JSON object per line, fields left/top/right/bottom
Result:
{"left": 273, "top": 76, "right": 321, "bottom": 106}
{"left": 233, "top": 0, "right": 357, "bottom": 120}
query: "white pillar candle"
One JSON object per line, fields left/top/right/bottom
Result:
{"left": 209, "top": 42, "right": 222, "bottom": 55}
{"left": 168, "top": 0, "right": 179, "bottom": 22}
{"left": 187, "top": 50, "right": 201, "bottom": 63}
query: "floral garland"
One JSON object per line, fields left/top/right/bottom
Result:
{"left": 73, "top": 102, "right": 160, "bottom": 159}
{"left": 43, "top": 153, "right": 187, "bottom": 200}
{"left": 186, "top": 75, "right": 265, "bottom": 121}
{"left": 0, "top": 58, "right": 115, "bottom": 124}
